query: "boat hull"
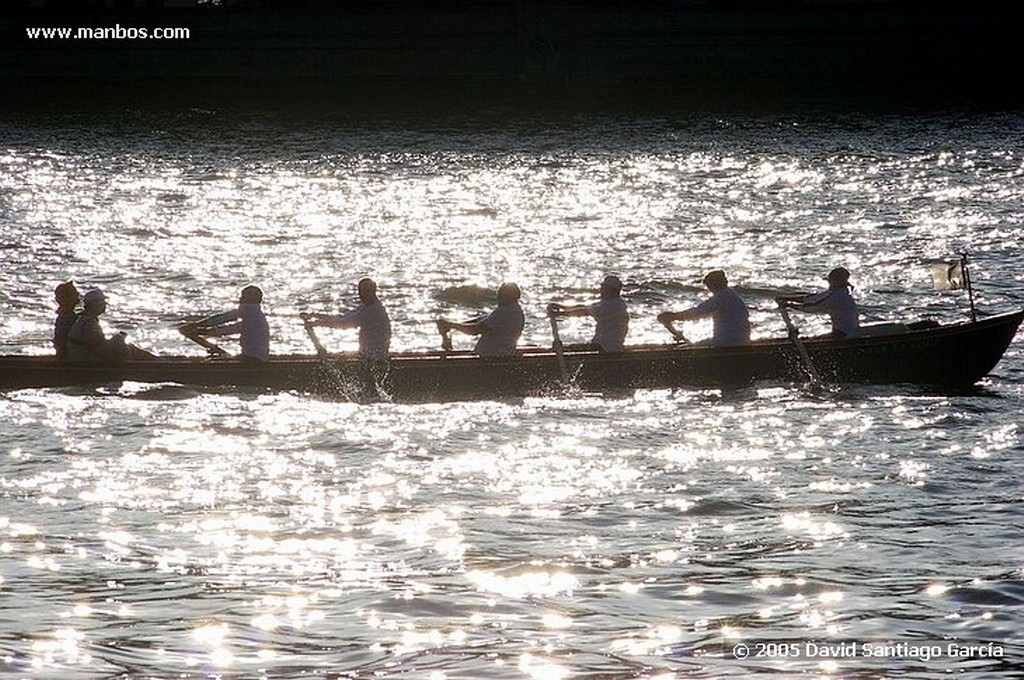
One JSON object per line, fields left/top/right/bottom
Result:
{"left": 1, "top": 310, "right": 1021, "bottom": 402}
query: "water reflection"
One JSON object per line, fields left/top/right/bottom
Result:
{"left": 1, "top": 112, "right": 1023, "bottom": 676}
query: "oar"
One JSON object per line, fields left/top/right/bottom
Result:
{"left": 435, "top": 314, "right": 485, "bottom": 354}
{"left": 547, "top": 308, "right": 569, "bottom": 384}
{"left": 776, "top": 301, "right": 822, "bottom": 385}
{"left": 178, "top": 324, "right": 228, "bottom": 357}
{"left": 302, "top": 319, "right": 329, "bottom": 360}
{"left": 436, "top": 320, "right": 453, "bottom": 353}
{"left": 657, "top": 313, "right": 689, "bottom": 344}
{"left": 301, "top": 316, "right": 364, "bottom": 398}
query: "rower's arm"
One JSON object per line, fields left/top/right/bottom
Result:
{"left": 90, "top": 331, "right": 118, "bottom": 361}
{"left": 657, "top": 311, "right": 687, "bottom": 341}
{"left": 659, "top": 310, "right": 697, "bottom": 322}
{"left": 202, "top": 321, "right": 242, "bottom": 338}
{"left": 304, "top": 310, "right": 359, "bottom": 329}
{"left": 192, "top": 309, "right": 239, "bottom": 333}
{"left": 775, "top": 293, "right": 814, "bottom": 310}
{"left": 438, "top": 319, "right": 487, "bottom": 336}
{"left": 547, "top": 303, "right": 590, "bottom": 318}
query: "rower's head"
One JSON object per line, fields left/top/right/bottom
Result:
{"left": 703, "top": 269, "right": 728, "bottom": 292}
{"left": 826, "top": 267, "right": 851, "bottom": 289}
{"left": 496, "top": 282, "right": 521, "bottom": 306}
{"left": 82, "top": 288, "right": 106, "bottom": 315}
{"left": 600, "top": 275, "right": 622, "bottom": 299}
{"left": 357, "top": 277, "right": 378, "bottom": 304}
{"left": 54, "top": 280, "right": 81, "bottom": 309}
{"left": 239, "top": 285, "right": 263, "bottom": 305}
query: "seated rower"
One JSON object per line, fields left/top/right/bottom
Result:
{"left": 301, "top": 277, "right": 391, "bottom": 360}
{"left": 53, "top": 280, "right": 81, "bottom": 361}
{"left": 184, "top": 285, "right": 270, "bottom": 362}
{"left": 547, "top": 275, "right": 629, "bottom": 352}
{"left": 777, "top": 266, "right": 859, "bottom": 339}
{"left": 437, "top": 282, "right": 524, "bottom": 357}
{"left": 658, "top": 269, "right": 751, "bottom": 346}
{"left": 67, "top": 288, "right": 155, "bottom": 363}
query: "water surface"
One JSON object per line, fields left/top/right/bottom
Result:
{"left": 1, "top": 109, "right": 1022, "bottom": 678}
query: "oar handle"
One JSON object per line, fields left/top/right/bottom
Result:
{"left": 777, "top": 302, "right": 805, "bottom": 342}
{"left": 547, "top": 313, "right": 562, "bottom": 348}
{"left": 547, "top": 309, "right": 569, "bottom": 384}
{"left": 776, "top": 301, "right": 822, "bottom": 384}
{"left": 178, "top": 324, "right": 228, "bottom": 357}
{"left": 656, "top": 312, "right": 689, "bottom": 344}
{"left": 302, "top": 318, "right": 329, "bottom": 359}
{"left": 435, "top": 320, "right": 453, "bottom": 352}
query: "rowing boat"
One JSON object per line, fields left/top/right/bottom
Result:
{"left": 1, "top": 310, "right": 1021, "bottom": 401}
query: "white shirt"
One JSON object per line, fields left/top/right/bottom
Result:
{"left": 799, "top": 287, "right": 859, "bottom": 337}
{"left": 319, "top": 299, "right": 392, "bottom": 359}
{"left": 690, "top": 287, "right": 751, "bottom": 347}
{"left": 203, "top": 303, "right": 270, "bottom": 361}
{"left": 588, "top": 297, "right": 629, "bottom": 351}
{"left": 474, "top": 301, "right": 524, "bottom": 357}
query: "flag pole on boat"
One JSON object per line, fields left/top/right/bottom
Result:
{"left": 961, "top": 252, "right": 977, "bottom": 322}
{"left": 928, "top": 252, "right": 976, "bottom": 322}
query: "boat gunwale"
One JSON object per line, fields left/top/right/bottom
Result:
{"left": 0, "top": 308, "right": 1021, "bottom": 368}
{"left": 0, "top": 309, "right": 1019, "bottom": 396}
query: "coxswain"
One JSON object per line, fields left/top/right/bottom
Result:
{"left": 67, "top": 288, "right": 154, "bottom": 362}
{"left": 53, "top": 280, "right": 81, "bottom": 361}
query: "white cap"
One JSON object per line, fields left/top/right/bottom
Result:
{"left": 83, "top": 288, "right": 106, "bottom": 306}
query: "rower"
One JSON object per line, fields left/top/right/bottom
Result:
{"left": 67, "top": 288, "right": 155, "bottom": 362}
{"left": 658, "top": 269, "right": 751, "bottom": 346}
{"left": 53, "top": 280, "right": 81, "bottom": 361}
{"left": 183, "top": 285, "right": 270, "bottom": 363}
{"left": 777, "top": 266, "right": 860, "bottom": 339}
{"left": 301, "top": 277, "right": 391, "bottom": 360}
{"left": 437, "top": 282, "right": 524, "bottom": 357}
{"left": 547, "top": 275, "right": 629, "bottom": 352}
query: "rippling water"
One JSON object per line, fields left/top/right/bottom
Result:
{"left": 1, "top": 109, "right": 1023, "bottom": 678}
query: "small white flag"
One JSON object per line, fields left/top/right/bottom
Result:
{"left": 930, "top": 260, "right": 964, "bottom": 291}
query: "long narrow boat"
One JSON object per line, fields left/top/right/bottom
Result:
{"left": 1, "top": 310, "right": 1021, "bottom": 402}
